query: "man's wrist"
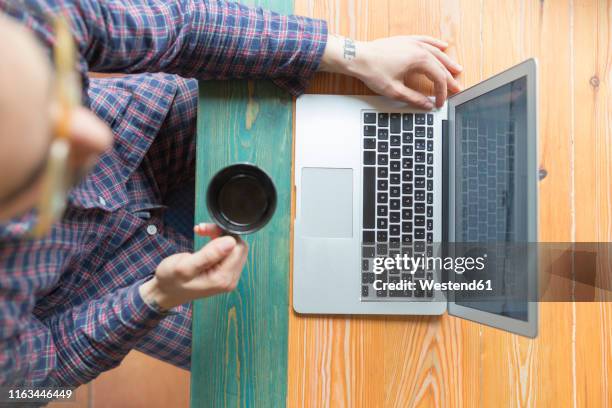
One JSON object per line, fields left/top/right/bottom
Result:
{"left": 320, "top": 34, "right": 365, "bottom": 77}
{"left": 139, "top": 277, "right": 175, "bottom": 312}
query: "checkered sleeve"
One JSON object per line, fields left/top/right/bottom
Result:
{"left": 66, "top": 0, "right": 328, "bottom": 95}
{"left": 0, "top": 279, "right": 165, "bottom": 386}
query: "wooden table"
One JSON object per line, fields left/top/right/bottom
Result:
{"left": 192, "top": 1, "right": 612, "bottom": 406}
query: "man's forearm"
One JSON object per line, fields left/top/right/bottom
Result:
{"left": 48, "top": 282, "right": 165, "bottom": 386}
{"left": 0, "top": 281, "right": 164, "bottom": 386}
{"left": 11, "top": 0, "right": 327, "bottom": 94}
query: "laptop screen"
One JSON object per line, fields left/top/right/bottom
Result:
{"left": 452, "top": 76, "right": 529, "bottom": 321}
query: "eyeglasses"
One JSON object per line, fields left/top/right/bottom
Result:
{"left": 30, "top": 17, "right": 80, "bottom": 238}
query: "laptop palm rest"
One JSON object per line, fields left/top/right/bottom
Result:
{"left": 300, "top": 167, "right": 353, "bottom": 238}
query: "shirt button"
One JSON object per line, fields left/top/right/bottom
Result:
{"left": 146, "top": 225, "right": 158, "bottom": 236}
{"left": 98, "top": 196, "right": 106, "bottom": 206}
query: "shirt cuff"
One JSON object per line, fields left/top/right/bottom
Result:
{"left": 272, "top": 16, "right": 328, "bottom": 96}
{"left": 124, "top": 280, "right": 168, "bottom": 328}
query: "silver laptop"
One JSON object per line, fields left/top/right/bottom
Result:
{"left": 293, "top": 59, "right": 538, "bottom": 337}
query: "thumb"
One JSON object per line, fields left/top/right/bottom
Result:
{"left": 190, "top": 235, "right": 237, "bottom": 270}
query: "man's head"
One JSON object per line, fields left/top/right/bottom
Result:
{"left": 0, "top": 13, "right": 112, "bottom": 222}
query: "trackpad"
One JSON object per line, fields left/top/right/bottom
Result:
{"left": 300, "top": 168, "right": 353, "bottom": 238}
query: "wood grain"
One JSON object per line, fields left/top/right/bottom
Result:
{"left": 288, "top": 0, "right": 612, "bottom": 407}
{"left": 91, "top": 351, "right": 189, "bottom": 408}
{"left": 573, "top": 1, "right": 612, "bottom": 407}
{"left": 478, "top": 1, "right": 575, "bottom": 407}
{"left": 190, "top": 1, "right": 295, "bottom": 406}
{"left": 190, "top": 79, "right": 293, "bottom": 406}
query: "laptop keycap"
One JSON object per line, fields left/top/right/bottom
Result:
{"left": 364, "top": 125, "right": 376, "bottom": 136}
{"left": 390, "top": 113, "right": 401, "bottom": 133}
{"left": 364, "top": 151, "right": 375, "bottom": 165}
{"left": 364, "top": 112, "right": 377, "bottom": 124}
{"left": 378, "top": 113, "right": 389, "bottom": 127}
{"left": 402, "top": 113, "right": 413, "bottom": 131}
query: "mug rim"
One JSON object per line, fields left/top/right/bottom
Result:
{"left": 206, "top": 162, "right": 277, "bottom": 235}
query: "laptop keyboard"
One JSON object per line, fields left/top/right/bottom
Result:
{"left": 361, "top": 111, "right": 437, "bottom": 300}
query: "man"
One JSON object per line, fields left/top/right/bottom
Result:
{"left": 0, "top": 0, "right": 462, "bottom": 386}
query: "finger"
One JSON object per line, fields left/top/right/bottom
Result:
{"left": 429, "top": 54, "right": 462, "bottom": 94}
{"left": 194, "top": 223, "right": 224, "bottom": 239}
{"left": 421, "top": 43, "right": 462, "bottom": 75}
{"left": 416, "top": 54, "right": 448, "bottom": 108}
{"left": 426, "top": 51, "right": 462, "bottom": 94}
{"left": 410, "top": 35, "right": 448, "bottom": 50}
{"left": 209, "top": 239, "right": 248, "bottom": 271}
{"left": 423, "top": 52, "right": 462, "bottom": 95}
{"left": 189, "top": 239, "right": 249, "bottom": 290}
{"left": 445, "top": 71, "right": 462, "bottom": 94}
{"left": 222, "top": 240, "right": 249, "bottom": 276}
{"left": 391, "top": 84, "right": 434, "bottom": 110}
{"left": 190, "top": 235, "right": 237, "bottom": 270}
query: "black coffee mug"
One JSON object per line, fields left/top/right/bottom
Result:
{"left": 206, "top": 163, "right": 277, "bottom": 235}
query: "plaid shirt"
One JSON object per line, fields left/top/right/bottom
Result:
{"left": 0, "top": 0, "right": 327, "bottom": 386}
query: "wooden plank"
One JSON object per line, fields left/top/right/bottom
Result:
{"left": 91, "top": 351, "right": 189, "bottom": 408}
{"left": 573, "top": 1, "right": 612, "bottom": 407}
{"left": 190, "top": 1, "right": 294, "bottom": 407}
{"left": 288, "top": 0, "right": 388, "bottom": 407}
{"left": 478, "top": 1, "right": 576, "bottom": 407}
{"left": 385, "top": 2, "right": 481, "bottom": 408}
{"left": 435, "top": 2, "right": 484, "bottom": 406}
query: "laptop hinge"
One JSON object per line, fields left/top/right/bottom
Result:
{"left": 441, "top": 119, "right": 449, "bottom": 244}
{"left": 441, "top": 119, "right": 451, "bottom": 292}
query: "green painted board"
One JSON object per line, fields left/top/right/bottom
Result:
{"left": 190, "top": 2, "right": 294, "bottom": 406}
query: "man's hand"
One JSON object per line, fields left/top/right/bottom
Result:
{"left": 319, "top": 35, "right": 462, "bottom": 109}
{"left": 139, "top": 223, "right": 248, "bottom": 311}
